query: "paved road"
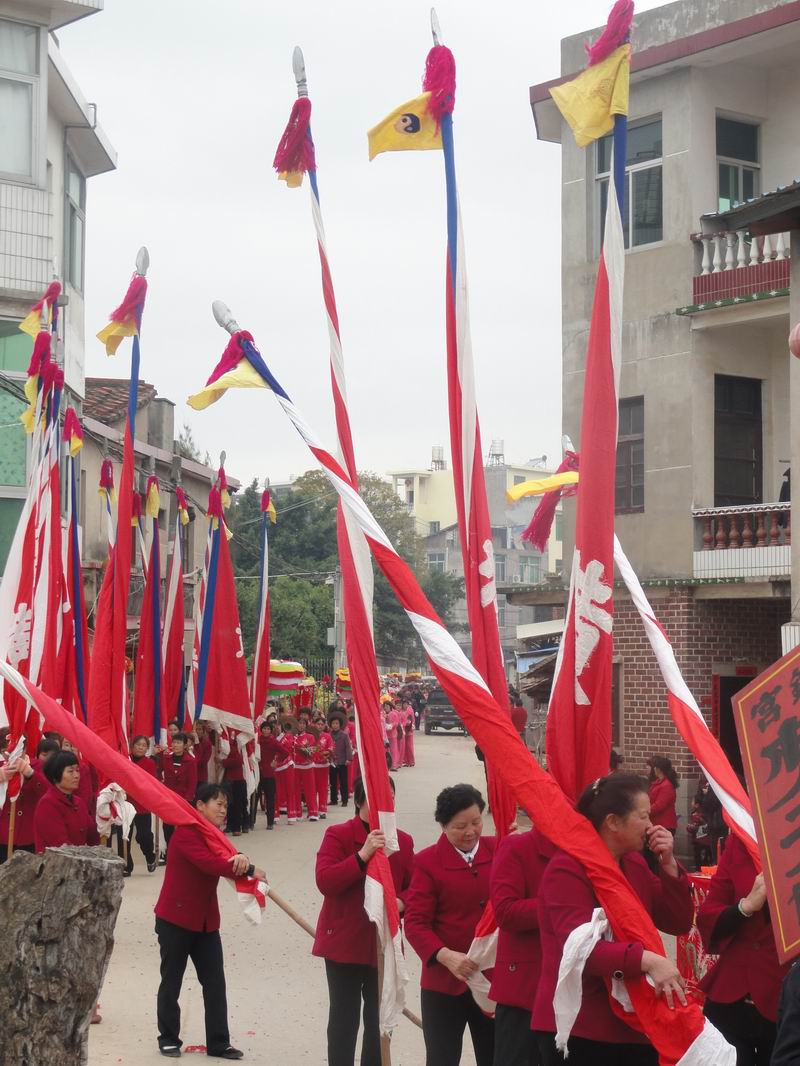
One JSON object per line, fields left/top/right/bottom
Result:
{"left": 90, "top": 730, "right": 488, "bottom": 1065}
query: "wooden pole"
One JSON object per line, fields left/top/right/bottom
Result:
{"left": 266, "top": 887, "right": 422, "bottom": 1029}
{"left": 123, "top": 836, "right": 129, "bottom": 870}
{"left": 154, "top": 816, "right": 161, "bottom": 857}
{"left": 376, "top": 929, "right": 392, "bottom": 1066}
{"left": 7, "top": 800, "right": 16, "bottom": 859}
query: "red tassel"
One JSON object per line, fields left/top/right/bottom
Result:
{"left": 99, "top": 458, "right": 115, "bottom": 492}
{"left": 27, "top": 280, "right": 61, "bottom": 318}
{"left": 207, "top": 486, "right": 223, "bottom": 519}
{"left": 520, "top": 452, "right": 580, "bottom": 552}
{"left": 206, "top": 330, "right": 253, "bottom": 386}
{"left": 175, "top": 486, "right": 189, "bottom": 511}
{"left": 585, "top": 0, "right": 634, "bottom": 67}
{"left": 110, "top": 274, "right": 148, "bottom": 325}
{"left": 261, "top": 489, "right": 271, "bottom": 513}
{"left": 217, "top": 467, "right": 228, "bottom": 493}
{"left": 422, "top": 45, "right": 456, "bottom": 124}
{"left": 131, "top": 493, "right": 142, "bottom": 522}
{"left": 63, "top": 407, "right": 83, "bottom": 444}
{"left": 27, "top": 332, "right": 51, "bottom": 377}
{"left": 273, "top": 97, "right": 316, "bottom": 176}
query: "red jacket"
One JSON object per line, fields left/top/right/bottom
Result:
{"left": 130, "top": 755, "right": 158, "bottom": 814}
{"left": 404, "top": 833, "right": 497, "bottom": 996}
{"left": 294, "top": 731, "right": 315, "bottom": 769}
{"left": 533, "top": 850, "right": 693, "bottom": 1043}
{"left": 697, "top": 833, "right": 788, "bottom": 1021}
{"left": 162, "top": 754, "right": 198, "bottom": 803}
{"left": 194, "top": 737, "right": 213, "bottom": 784}
{"left": 155, "top": 823, "right": 234, "bottom": 932}
{"left": 0, "top": 766, "right": 47, "bottom": 846}
{"left": 75, "top": 759, "right": 98, "bottom": 818}
{"left": 273, "top": 733, "right": 294, "bottom": 769}
{"left": 258, "top": 734, "right": 281, "bottom": 779}
{"left": 313, "top": 732, "right": 333, "bottom": 767}
{"left": 221, "top": 746, "right": 244, "bottom": 782}
{"left": 649, "top": 778, "right": 678, "bottom": 831}
{"left": 312, "top": 815, "right": 415, "bottom": 966}
{"left": 489, "top": 829, "right": 554, "bottom": 1011}
{"left": 34, "top": 785, "right": 100, "bottom": 852}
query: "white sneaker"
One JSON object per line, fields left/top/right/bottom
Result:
{"left": 309, "top": 815, "right": 319, "bottom": 822}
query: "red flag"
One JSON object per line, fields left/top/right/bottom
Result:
{"left": 132, "top": 490, "right": 165, "bottom": 745}
{"left": 249, "top": 491, "right": 272, "bottom": 720}
{"left": 162, "top": 489, "right": 188, "bottom": 728}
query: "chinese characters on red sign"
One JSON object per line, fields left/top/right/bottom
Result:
{"left": 735, "top": 646, "right": 800, "bottom": 964}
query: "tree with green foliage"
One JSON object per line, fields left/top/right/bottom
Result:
{"left": 226, "top": 470, "right": 463, "bottom": 667}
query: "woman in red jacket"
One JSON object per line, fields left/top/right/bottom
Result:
{"left": 646, "top": 756, "right": 679, "bottom": 833}
{"left": 160, "top": 733, "right": 198, "bottom": 847}
{"left": 313, "top": 777, "right": 414, "bottom": 1066}
{"left": 34, "top": 751, "right": 101, "bottom": 852}
{"left": 0, "top": 738, "right": 56, "bottom": 861}
{"left": 697, "top": 832, "right": 786, "bottom": 1064}
{"left": 490, "top": 828, "right": 554, "bottom": 1066}
{"left": 192, "top": 720, "right": 214, "bottom": 784}
{"left": 154, "top": 782, "right": 266, "bottom": 1059}
{"left": 127, "top": 735, "right": 158, "bottom": 874}
{"left": 404, "top": 783, "right": 497, "bottom": 1066}
{"left": 217, "top": 739, "right": 248, "bottom": 837}
{"left": 532, "top": 772, "right": 693, "bottom": 1066}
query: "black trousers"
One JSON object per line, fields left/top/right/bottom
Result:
{"left": 420, "top": 988, "right": 494, "bottom": 1066}
{"left": 0, "top": 842, "right": 34, "bottom": 863}
{"left": 324, "top": 959, "right": 380, "bottom": 1066}
{"left": 704, "top": 997, "right": 776, "bottom": 1066}
{"left": 536, "top": 1031, "right": 657, "bottom": 1066}
{"left": 117, "top": 814, "right": 155, "bottom": 871}
{"left": 258, "top": 776, "right": 276, "bottom": 827}
{"left": 155, "top": 917, "right": 230, "bottom": 1053}
{"left": 226, "top": 780, "right": 248, "bottom": 833}
{"left": 163, "top": 822, "right": 175, "bottom": 849}
{"left": 495, "top": 1003, "right": 540, "bottom": 1066}
{"left": 773, "top": 960, "right": 800, "bottom": 1066}
{"left": 330, "top": 764, "right": 349, "bottom": 805}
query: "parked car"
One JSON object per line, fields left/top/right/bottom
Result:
{"left": 424, "top": 688, "right": 467, "bottom": 735}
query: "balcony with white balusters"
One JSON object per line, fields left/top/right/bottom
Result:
{"left": 689, "top": 229, "right": 790, "bottom": 306}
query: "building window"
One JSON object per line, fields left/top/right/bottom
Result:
{"left": 597, "top": 118, "right": 662, "bottom": 249}
{"left": 495, "top": 554, "right": 506, "bottom": 582}
{"left": 66, "top": 156, "right": 86, "bottom": 293}
{"left": 0, "top": 19, "right": 38, "bottom": 181}
{"left": 554, "top": 512, "right": 564, "bottom": 542}
{"left": 717, "top": 117, "right": 759, "bottom": 213}
{"left": 615, "top": 397, "right": 644, "bottom": 513}
{"left": 497, "top": 595, "right": 506, "bottom": 629}
{"left": 429, "top": 520, "right": 440, "bottom": 535}
{"left": 519, "top": 556, "right": 540, "bottom": 584}
{"left": 714, "top": 375, "right": 762, "bottom": 506}
{"left": 427, "top": 551, "right": 445, "bottom": 573}
{"left": 513, "top": 474, "right": 526, "bottom": 486}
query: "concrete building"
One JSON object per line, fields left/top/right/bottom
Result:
{"left": 517, "top": 0, "right": 800, "bottom": 810}
{"left": 392, "top": 444, "right": 564, "bottom": 667}
{"left": 0, "top": 1, "right": 116, "bottom": 566}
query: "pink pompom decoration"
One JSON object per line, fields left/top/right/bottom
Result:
{"left": 789, "top": 322, "right": 800, "bottom": 359}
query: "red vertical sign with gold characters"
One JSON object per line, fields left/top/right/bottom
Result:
{"left": 734, "top": 644, "right": 800, "bottom": 964}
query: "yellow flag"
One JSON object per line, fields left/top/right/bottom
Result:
{"left": 549, "top": 44, "right": 631, "bottom": 148}
{"left": 368, "top": 92, "right": 442, "bottom": 161}
{"left": 506, "top": 471, "right": 579, "bottom": 503}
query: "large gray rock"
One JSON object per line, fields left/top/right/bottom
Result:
{"left": 0, "top": 846, "right": 124, "bottom": 1066}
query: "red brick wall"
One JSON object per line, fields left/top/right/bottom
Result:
{"left": 615, "top": 589, "right": 788, "bottom": 784}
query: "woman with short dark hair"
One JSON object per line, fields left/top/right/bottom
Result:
{"left": 404, "top": 783, "right": 497, "bottom": 1066}
{"left": 313, "top": 776, "right": 414, "bottom": 1066}
{"left": 646, "top": 756, "right": 679, "bottom": 834}
{"left": 154, "top": 782, "right": 267, "bottom": 1060}
{"left": 532, "top": 772, "right": 693, "bottom": 1066}
{"left": 33, "top": 750, "right": 100, "bottom": 852}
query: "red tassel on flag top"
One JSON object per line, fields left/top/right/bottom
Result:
{"left": 27, "top": 332, "right": 51, "bottom": 378}
{"left": 131, "top": 492, "right": 142, "bottom": 527}
{"left": 273, "top": 97, "right": 316, "bottom": 177}
{"left": 109, "top": 274, "right": 148, "bottom": 326}
{"left": 423, "top": 45, "right": 456, "bottom": 124}
{"left": 520, "top": 452, "right": 580, "bottom": 552}
{"left": 585, "top": 0, "right": 635, "bottom": 66}
{"left": 32, "top": 279, "right": 61, "bottom": 314}
{"left": 206, "top": 331, "right": 253, "bottom": 387}
{"left": 99, "top": 458, "right": 115, "bottom": 494}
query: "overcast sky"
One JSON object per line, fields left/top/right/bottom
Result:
{"left": 58, "top": 0, "right": 663, "bottom": 488}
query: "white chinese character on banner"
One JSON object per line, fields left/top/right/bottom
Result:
{"left": 478, "top": 539, "right": 497, "bottom": 609}
{"left": 573, "top": 550, "right": 613, "bottom": 705}
{"left": 8, "top": 604, "right": 32, "bottom": 668}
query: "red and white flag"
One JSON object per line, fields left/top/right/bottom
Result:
{"left": 162, "top": 487, "right": 189, "bottom": 730}
{"left": 132, "top": 478, "right": 166, "bottom": 746}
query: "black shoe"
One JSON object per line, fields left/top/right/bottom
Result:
{"left": 147, "top": 860, "right": 157, "bottom": 873}
{"left": 266, "top": 824, "right": 274, "bottom": 830}
{"left": 208, "top": 1048, "right": 243, "bottom": 1060}
{"left": 122, "top": 869, "right": 131, "bottom": 878}
{"left": 340, "top": 800, "right": 348, "bottom": 807}
{"left": 159, "top": 1045, "right": 181, "bottom": 1058}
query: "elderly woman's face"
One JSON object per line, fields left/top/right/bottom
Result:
{"left": 443, "top": 803, "right": 484, "bottom": 853}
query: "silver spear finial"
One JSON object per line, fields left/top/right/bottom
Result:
{"left": 135, "top": 246, "right": 150, "bottom": 277}
{"left": 212, "top": 300, "right": 240, "bottom": 336}
{"left": 293, "top": 46, "right": 308, "bottom": 98}
{"left": 219, "top": 450, "right": 226, "bottom": 469}
{"left": 430, "top": 8, "right": 443, "bottom": 46}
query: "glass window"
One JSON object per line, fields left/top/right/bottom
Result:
{"left": 429, "top": 520, "right": 440, "bottom": 535}
{"left": 0, "top": 497, "right": 24, "bottom": 575}
{"left": 714, "top": 375, "right": 762, "bottom": 506}
{"left": 519, "top": 555, "right": 541, "bottom": 584}
{"left": 513, "top": 474, "right": 526, "bottom": 486}
{"left": 66, "top": 157, "right": 86, "bottom": 293}
{"left": 495, "top": 554, "right": 506, "bottom": 582}
{"left": 0, "top": 390, "right": 27, "bottom": 488}
{"left": 0, "top": 320, "right": 31, "bottom": 373}
{"left": 0, "top": 20, "right": 37, "bottom": 181}
{"left": 616, "top": 397, "right": 644, "bottom": 513}
{"left": 555, "top": 512, "right": 564, "bottom": 542}
{"left": 716, "top": 117, "right": 759, "bottom": 212}
{"left": 597, "top": 118, "right": 663, "bottom": 249}
{"left": 427, "top": 551, "right": 445, "bottom": 573}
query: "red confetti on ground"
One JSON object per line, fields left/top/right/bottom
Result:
{"left": 183, "top": 1046, "right": 207, "bottom": 1054}
{"left": 247, "top": 1031, "right": 256, "bottom": 1036}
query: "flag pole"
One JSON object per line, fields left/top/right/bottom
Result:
{"left": 7, "top": 799, "right": 16, "bottom": 859}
